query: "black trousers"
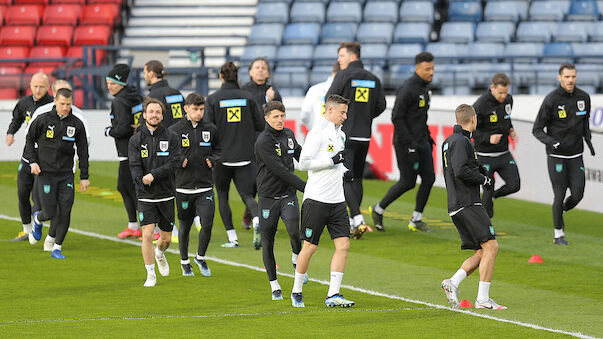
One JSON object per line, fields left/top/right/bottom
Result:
{"left": 479, "top": 152, "right": 521, "bottom": 214}
{"left": 176, "top": 190, "right": 215, "bottom": 261}
{"left": 17, "top": 161, "right": 40, "bottom": 224}
{"left": 259, "top": 195, "right": 301, "bottom": 282}
{"left": 547, "top": 155, "right": 585, "bottom": 230}
{"left": 213, "top": 163, "right": 258, "bottom": 231}
{"left": 380, "top": 139, "right": 435, "bottom": 212}
{"left": 36, "top": 173, "right": 75, "bottom": 246}
{"left": 343, "top": 140, "right": 370, "bottom": 218}
{"left": 118, "top": 160, "right": 137, "bottom": 223}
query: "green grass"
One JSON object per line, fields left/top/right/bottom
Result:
{"left": 1, "top": 161, "right": 601, "bottom": 338}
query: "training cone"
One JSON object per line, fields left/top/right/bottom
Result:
{"left": 459, "top": 299, "right": 473, "bottom": 308}
{"left": 528, "top": 255, "right": 544, "bottom": 263}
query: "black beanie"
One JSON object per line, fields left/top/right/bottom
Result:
{"left": 106, "top": 64, "right": 130, "bottom": 86}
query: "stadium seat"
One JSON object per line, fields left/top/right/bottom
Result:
{"left": 554, "top": 22, "right": 589, "bottom": 42}
{"left": 276, "top": 44, "right": 313, "bottom": 67}
{"left": 310, "top": 65, "right": 333, "bottom": 85}
{"left": 591, "top": 22, "right": 603, "bottom": 41}
{"left": 529, "top": 1, "right": 568, "bottom": 21}
{"left": 273, "top": 66, "right": 309, "bottom": 88}
{"left": 36, "top": 25, "right": 74, "bottom": 47}
{"left": 240, "top": 45, "right": 277, "bottom": 65}
{"left": 278, "top": 87, "right": 304, "bottom": 97}
{"left": 14, "top": 0, "right": 49, "bottom": 4}
{"left": 475, "top": 22, "right": 515, "bottom": 43}
{"left": 542, "top": 42, "right": 574, "bottom": 63}
{"left": 283, "top": 23, "right": 320, "bottom": 45}
{"left": 426, "top": 42, "right": 463, "bottom": 63}
{"left": 247, "top": 24, "right": 284, "bottom": 45}
{"left": 290, "top": 2, "right": 325, "bottom": 23}
{"left": 81, "top": 4, "right": 120, "bottom": 26}
{"left": 471, "top": 63, "right": 512, "bottom": 87}
{"left": 0, "top": 46, "right": 29, "bottom": 68}
{"left": 574, "top": 64, "right": 602, "bottom": 90}
{"left": 320, "top": 22, "right": 357, "bottom": 44}
{"left": 464, "top": 42, "right": 505, "bottom": 61}
{"left": 43, "top": 4, "right": 81, "bottom": 25}
{"left": 0, "top": 26, "right": 36, "bottom": 46}
{"left": 6, "top": 4, "right": 44, "bottom": 25}
{"left": 393, "top": 22, "right": 430, "bottom": 44}
{"left": 567, "top": 0, "right": 599, "bottom": 20}
{"left": 432, "top": 64, "right": 473, "bottom": 95}
{"left": 0, "top": 88, "right": 19, "bottom": 99}
{"left": 387, "top": 43, "right": 423, "bottom": 65}
{"left": 0, "top": 5, "right": 6, "bottom": 25}
{"left": 73, "top": 25, "right": 111, "bottom": 45}
{"left": 504, "top": 42, "right": 544, "bottom": 63}
{"left": 363, "top": 2, "right": 398, "bottom": 23}
{"left": 326, "top": 2, "right": 362, "bottom": 22}
{"left": 484, "top": 1, "right": 524, "bottom": 23}
{"left": 448, "top": 1, "right": 482, "bottom": 22}
{"left": 312, "top": 43, "right": 339, "bottom": 66}
{"left": 388, "top": 64, "right": 414, "bottom": 88}
{"left": 0, "top": 66, "right": 22, "bottom": 89}
{"left": 51, "top": 0, "right": 86, "bottom": 3}
{"left": 29, "top": 46, "right": 66, "bottom": 67}
{"left": 67, "top": 45, "right": 107, "bottom": 66}
{"left": 356, "top": 23, "right": 393, "bottom": 44}
{"left": 573, "top": 42, "right": 603, "bottom": 63}
{"left": 400, "top": 1, "right": 434, "bottom": 23}
{"left": 439, "top": 22, "right": 475, "bottom": 43}
{"left": 23, "top": 66, "right": 56, "bottom": 85}
{"left": 361, "top": 43, "right": 388, "bottom": 67}
{"left": 255, "top": 2, "right": 288, "bottom": 23}
{"left": 516, "top": 22, "right": 555, "bottom": 43}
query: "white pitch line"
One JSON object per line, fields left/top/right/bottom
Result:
{"left": 1, "top": 214, "right": 597, "bottom": 339}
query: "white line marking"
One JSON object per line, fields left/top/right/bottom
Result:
{"left": 1, "top": 214, "right": 597, "bottom": 339}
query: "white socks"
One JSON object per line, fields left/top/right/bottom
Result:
{"left": 477, "top": 281, "right": 491, "bottom": 302}
{"left": 374, "top": 204, "right": 384, "bottom": 214}
{"left": 292, "top": 271, "right": 306, "bottom": 293}
{"left": 194, "top": 216, "right": 201, "bottom": 228}
{"left": 270, "top": 280, "right": 281, "bottom": 292}
{"left": 128, "top": 222, "right": 139, "bottom": 230}
{"left": 23, "top": 222, "right": 32, "bottom": 234}
{"left": 155, "top": 247, "right": 165, "bottom": 257}
{"left": 252, "top": 216, "right": 259, "bottom": 230}
{"left": 412, "top": 211, "right": 422, "bottom": 222}
{"left": 181, "top": 259, "right": 190, "bottom": 265}
{"left": 353, "top": 214, "right": 365, "bottom": 227}
{"left": 52, "top": 243, "right": 62, "bottom": 251}
{"left": 196, "top": 254, "right": 205, "bottom": 261}
{"left": 226, "top": 229, "right": 238, "bottom": 242}
{"left": 172, "top": 225, "right": 179, "bottom": 236}
{"left": 145, "top": 264, "right": 155, "bottom": 275}
{"left": 450, "top": 268, "right": 467, "bottom": 288}
{"left": 291, "top": 252, "right": 298, "bottom": 266}
{"left": 554, "top": 228, "right": 565, "bottom": 238}
{"left": 45, "top": 235, "right": 55, "bottom": 243}
{"left": 327, "top": 271, "right": 344, "bottom": 297}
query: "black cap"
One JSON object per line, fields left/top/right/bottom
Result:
{"left": 106, "top": 64, "right": 130, "bottom": 86}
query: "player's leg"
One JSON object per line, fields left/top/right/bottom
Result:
{"left": 176, "top": 193, "right": 195, "bottom": 276}
{"left": 324, "top": 202, "right": 355, "bottom": 307}
{"left": 30, "top": 175, "right": 58, "bottom": 243}
{"left": 117, "top": 160, "right": 140, "bottom": 238}
{"left": 14, "top": 161, "right": 34, "bottom": 241}
{"left": 44, "top": 206, "right": 59, "bottom": 251}
{"left": 547, "top": 157, "right": 569, "bottom": 244}
{"left": 139, "top": 201, "right": 158, "bottom": 286}
{"left": 155, "top": 200, "right": 174, "bottom": 278}
{"left": 214, "top": 164, "right": 238, "bottom": 246}
{"left": 478, "top": 155, "right": 496, "bottom": 218}
{"left": 347, "top": 141, "right": 370, "bottom": 237}
{"left": 493, "top": 153, "right": 521, "bottom": 199}
{"left": 232, "top": 164, "right": 260, "bottom": 249}
{"left": 410, "top": 140, "right": 435, "bottom": 232}
{"left": 563, "top": 156, "right": 585, "bottom": 212}
{"left": 194, "top": 190, "right": 215, "bottom": 277}
{"left": 49, "top": 175, "right": 75, "bottom": 259}
{"left": 259, "top": 197, "right": 282, "bottom": 299}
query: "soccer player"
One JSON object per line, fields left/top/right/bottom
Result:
{"left": 326, "top": 42, "right": 386, "bottom": 238}
{"left": 532, "top": 62, "right": 594, "bottom": 246}
{"left": 129, "top": 98, "right": 180, "bottom": 287}
{"left": 104, "top": 64, "right": 144, "bottom": 240}
{"left": 301, "top": 61, "right": 339, "bottom": 131}
{"left": 371, "top": 52, "right": 435, "bottom": 232}
{"left": 24, "top": 88, "right": 90, "bottom": 259}
{"left": 291, "top": 94, "right": 355, "bottom": 308}
{"left": 473, "top": 74, "right": 520, "bottom": 217}
{"left": 205, "top": 62, "right": 264, "bottom": 248}
{"left": 440, "top": 104, "right": 506, "bottom": 310}
{"left": 6, "top": 72, "right": 53, "bottom": 242}
{"left": 169, "top": 93, "right": 220, "bottom": 277}
{"left": 255, "top": 101, "right": 306, "bottom": 300}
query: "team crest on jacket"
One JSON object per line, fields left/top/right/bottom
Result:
{"left": 577, "top": 100, "right": 585, "bottom": 111}
{"left": 288, "top": 137, "right": 294, "bottom": 149}
{"left": 160, "top": 141, "right": 169, "bottom": 152}
{"left": 202, "top": 131, "right": 210, "bottom": 142}
{"left": 505, "top": 104, "right": 511, "bottom": 114}
{"left": 66, "top": 126, "right": 75, "bottom": 137}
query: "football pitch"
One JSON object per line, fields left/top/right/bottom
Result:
{"left": 1, "top": 161, "right": 601, "bottom": 338}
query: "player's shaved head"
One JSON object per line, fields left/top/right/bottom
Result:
{"left": 455, "top": 104, "right": 476, "bottom": 126}
{"left": 30, "top": 72, "right": 50, "bottom": 101}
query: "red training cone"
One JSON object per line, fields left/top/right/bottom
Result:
{"left": 528, "top": 255, "right": 544, "bottom": 263}
{"left": 459, "top": 299, "right": 473, "bottom": 308}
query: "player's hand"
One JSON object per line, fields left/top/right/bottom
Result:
{"left": 483, "top": 176, "right": 493, "bottom": 190}
{"left": 80, "top": 179, "right": 90, "bottom": 192}
{"left": 6, "top": 134, "right": 14, "bottom": 146}
{"left": 331, "top": 151, "right": 345, "bottom": 165}
{"left": 142, "top": 173, "right": 154, "bottom": 185}
{"left": 206, "top": 158, "right": 213, "bottom": 168}
{"left": 509, "top": 128, "right": 517, "bottom": 141}
{"left": 104, "top": 126, "right": 112, "bottom": 137}
{"left": 182, "top": 158, "right": 188, "bottom": 168}
{"left": 407, "top": 148, "right": 418, "bottom": 165}
{"left": 343, "top": 170, "right": 354, "bottom": 183}
{"left": 552, "top": 142, "right": 561, "bottom": 149}
{"left": 266, "top": 86, "right": 275, "bottom": 101}
{"left": 490, "top": 134, "right": 503, "bottom": 144}
{"left": 479, "top": 165, "right": 488, "bottom": 176}
{"left": 30, "top": 163, "right": 41, "bottom": 175}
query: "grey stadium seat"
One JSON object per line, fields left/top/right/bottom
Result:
{"left": 364, "top": 1, "right": 399, "bottom": 23}
{"left": 475, "top": 21, "right": 515, "bottom": 43}
{"left": 290, "top": 2, "right": 326, "bottom": 23}
{"left": 356, "top": 22, "right": 394, "bottom": 44}
{"left": 400, "top": 1, "right": 434, "bottom": 23}
{"left": 439, "top": 22, "right": 475, "bottom": 43}
{"left": 247, "top": 24, "right": 284, "bottom": 45}
{"left": 326, "top": 2, "right": 362, "bottom": 22}
{"left": 394, "top": 22, "right": 431, "bottom": 44}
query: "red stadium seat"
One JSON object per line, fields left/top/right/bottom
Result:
{"left": 23, "top": 66, "right": 57, "bottom": 90}
{"left": 81, "top": 4, "right": 120, "bottom": 26}
{"left": 73, "top": 25, "right": 111, "bottom": 45}
{"left": 6, "top": 5, "right": 44, "bottom": 25}
{"left": 67, "top": 45, "right": 106, "bottom": 66}
{"left": 50, "top": 0, "right": 85, "bottom": 4}
{"left": 88, "top": 0, "right": 123, "bottom": 4}
{"left": 73, "top": 88, "right": 84, "bottom": 107}
{"left": 0, "top": 88, "right": 20, "bottom": 99}
{"left": 0, "top": 46, "right": 30, "bottom": 68}
{"left": 14, "top": 0, "right": 50, "bottom": 4}
{"left": 0, "top": 66, "right": 23, "bottom": 89}
{"left": 36, "top": 25, "right": 73, "bottom": 47}
{"left": 0, "top": 0, "right": 13, "bottom": 6}
{"left": 0, "top": 26, "right": 37, "bottom": 46}
{"left": 0, "top": 5, "right": 6, "bottom": 25}
{"left": 29, "top": 46, "right": 66, "bottom": 67}
{"left": 43, "top": 4, "right": 81, "bottom": 26}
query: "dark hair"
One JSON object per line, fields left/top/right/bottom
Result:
{"left": 248, "top": 57, "right": 271, "bottom": 73}
{"left": 143, "top": 97, "right": 165, "bottom": 115}
{"left": 145, "top": 60, "right": 166, "bottom": 79}
{"left": 492, "top": 73, "right": 510, "bottom": 87}
{"left": 220, "top": 61, "right": 239, "bottom": 86}
{"left": 264, "top": 100, "right": 286, "bottom": 116}
{"left": 55, "top": 87, "right": 72, "bottom": 99}
{"left": 415, "top": 52, "right": 434, "bottom": 65}
{"left": 559, "top": 62, "right": 576, "bottom": 75}
{"left": 325, "top": 94, "right": 350, "bottom": 109}
{"left": 332, "top": 60, "right": 340, "bottom": 74}
{"left": 185, "top": 93, "right": 205, "bottom": 106}
{"left": 338, "top": 42, "right": 361, "bottom": 59}
{"left": 455, "top": 104, "right": 476, "bottom": 125}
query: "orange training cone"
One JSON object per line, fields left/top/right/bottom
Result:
{"left": 459, "top": 299, "right": 473, "bottom": 308}
{"left": 528, "top": 255, "right": 544, "bottom": 263}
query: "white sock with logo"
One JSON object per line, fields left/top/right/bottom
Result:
{"left": 353, "top": 214, "right": 365, "bottom": 227}
{"left": 45, "top": 235, "right": 55, "bottom": 243}
{"left": 180, "top": 259, "right": 190, "bottom": 265}
{"left": 253, "top": 216, "right": 260, "bottom": 230}
{"left": 477, "top": 281, "right": 491, "bottom": 302}
{"left": 291, "top": 252, "right": 298, "bottom": 266}
{"left": 145, "top": 264, "right": 155, "bottom": 275}
{"left": 327, "top": 271, "right": 344, "bottom": 297}
{"left": 155, "top": 247, "right": 165, "bottom": 257}
{"left": 270, "top": 279, "right": 281, "bottom": 292}
{"left": 226, "top": 229, "right": 238, "bottom": 242}
{"left": 412, "top": 211, "right": 422, "bottom": 222}
{"left": 128, "top": 222, "right": 139, "bottom": 230}
{"left": 52, "top": 243, "right": 62, "bottom": 251}
{"left": 450, "top": 268, "right": 467, "bottom": 288}
{"left": 554, "top": 228, "right": 564, "bottom": 238}
{"left": 172, "top": 225, "right": 179, "bottom": 236}
{"left": 374, "top": 204, "right": 384, "bottom": 214}
{"left": 194, "top": 216, "right": 201, "bottom": 228}
{"left": 292, "top": 271, "right": 306, "bottom": 293}
{"left": 23, "top": 222, "right": 32, "bottom": 234}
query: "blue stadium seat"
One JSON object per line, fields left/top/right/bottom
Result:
{"left": 575, "top": 64, "right": 602, "bottom": 92}
{"left": 542, "top": 42, "right": 574, "bottom": 63}
{"left": 356, "top": 23, "right": 394, "bottom": 44}
{"left": 591, "top": 22, "right": 603, "bottom": 41}
{"left": 439, "top": 22, "right": 475, "bottom": 43}
{"left": 273, "top": 66, "right": 309, "bottom": 89}
{"left": 255, "top": 3, "right": 289, "bottom": 23}
{"left": 465, "top": 42, "right": 505, "bottom": 61}
{"left": 475, "top": 22, "right": 515, "bottom": 43}
{"left": 312, "top": 44, "right": 339, "bottom": 66}
{"left": 554, "top": 22, "right": 589, "bottom": 42}
{"left": 247, "top": 24, "right": 284, "bottom": 45}
{"left": 529, "top": 1, "right": 568, "bottom": 21}
{"left": 426, "top": 42, "right": 463, "bottom": 62}
{"left": 388, "top": 64, "right": 415, "bottom": 88}
{"left": 290, "top": 2, "right": 326, "bottom": 23}
{"left": 364, "top": 2, "right": 398, "bottom": 23}
{"left": 433, "top": 64, "right": 473, "bottom": 95}
{"left": 320, "top": 23, "right": 357, "bottom": 44}
{"left": 484, "top": 1, "right": 525, "bottom": 23}
{"left": 472, "top": 63, "right": 512, "bottom": 87}
{"left": 516, "top": 22, "right": 555, "bottom": 43}
{"left": 574, "top": 42, "right": 603, "bottom": 63}
{"left": 567, "top": 0, "right": 599, "bottom": 20}
{"left": 400, "top": 1, "right": 434, "bottom": 23}
{"left": 387, "top": 43, "right": 424, "bottom": 65}
{"left": 504, "top": 42, "right": 544, "bottom": 63}
{"left": 259, "top": 0, "right": 293, "bottom": 4}
{"left": 283, "top": 23, "right": 320, "bottom": 45}
{"left": 361, "top": 43, "right": 388, "bottom": 67}
{"left": 240, "top": 45, "right": 278, "bottom": 65}
{"left": 276, "top": 44, "right": 314, "bottom": 67}
{"left": 393, "top": 22, "right": 431, "bottom": 44}
{"left": 326, "top": 2, "right": 362, "bottom": 22}
{"left": 310, "top": 65, "right": 334, "bottom": 85}
{"left": 278, "top": 88, "right": 305, "bottom": 97}
{"left": 599, "top": 0, "right": 603, "bottom": 16}
{"left": 448, "top": 1, "right": 482, "bottom": 22}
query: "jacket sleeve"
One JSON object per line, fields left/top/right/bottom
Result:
{"left": 204, "top": 99, "right": 216, "bottom": 124}
{"left": 7, "top": 100, "right": 25, "bottom": 135}
{"left": 23, "top": 115, "right": 43, "bottom": 164}
{"left": 250, "top": 99, "right": 265, "bottom": 132}
{"left": 508, "top": 96, "right": 514, "bottom": 130}
{"left": 325, "top": 72, "right": 345, "bottom": 97}
{"left": 532, "top": 96, "right": 557, "bottom": 146}
{"left": 293, "top": 134, "right": 303, "bottom": 162}
{"left": 207, "top": 126, "right": 221, "bottom": 166}
{"left": 372, "top": 79, "right": 386, "bottom": 119}
{"left": 391, "top": 86, "right": 413, "bottom": 146}
{"left": 108, "top": 100, "right": 134, "bottom": 139}
{"left": 150, "top": 132, "right": 181, "bottom": 179}
{"left": 298, "top": 130, "right": 334, "bottom": 171}
{"left": 128, "top": 136, "right": 145, "bottom": 192}
{"left": 75, "top": 120, "right": 90, "bottom": 180}
{"left": 273, "top": 87, "right": 282, "bottom": 102}
{"left": 256, "top": 136, "right": 306, "bottom": 192}
{"left": 472, "top": 97, "right": 491, "bottom": 146}
{"left": 451, "top": 141, "right": 486, "bottom": 186}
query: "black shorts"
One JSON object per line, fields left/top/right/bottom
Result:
{"left": 451, "top": 205, "right": 496, "bottom": 250}
{"left": 176, "top": 190, "right": 215, "bottom": 221}
{"left": 300, "top": 199, "right": 349, "bottom": 245}
{"left": 138, "top": 199, "right": 175, "bottom": 232}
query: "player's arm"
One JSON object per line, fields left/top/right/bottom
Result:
{"left": 23, "top": 116, "right": 43, "bottom": 164}
{"left": 298, "top": 131, "right": 334, "bottom": 171}
{"left": 292, "top": 134, "right": 303, "bottom": 162}
{"left": 532, "top": 97, "right": 558, "bottom": 147}
{"left": 391, "top": 87, "right": 413, "bottom": 145}
{"left": 372, "top": 79, "right": 387, "bottom": 118}
{"left": 150, "top": 132, "right": 181, "bottom": 179}
{"left": 250, "top": 99, "right": 265, "bottom": 132}
{"left": 75, "top": 120, "right": 90, "bottom": 180}
{"left": 108, "top": 101, "right": 133, "bottom": 138}
{"left": 206, "top": 126, "right": 221, "bottom": 167}
{"left": 128, "top": 136, "right": 145, "bottom": 191}
{"left": 451, "top": 141, "right": 486, "bottom": 186}
{"left": 583, "top": 96, "right": 595, "bottom": 156}
{"left": 471, "top": 97, "right": 491, "bottom": 146}
{"left": 7, "top": 101, "right": 26, "bottom": 136}
{"left": 256, "top": 136, "right": 306, "bottom": 192}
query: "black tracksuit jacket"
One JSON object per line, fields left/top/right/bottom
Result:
{"left": 7, "top": 93, "right": 53, "bottom": 135}
{"left": 241, "top": 80, "right": 282, "bottom": 108}
{"left": 391, "top": 73, "right": 432, "bottom": 147}
{"left": 108, "top": 86, "right": 143, "bottom": 158}
{"left": 148, "top": 79, "right": 185, "bottom": 128}
{"left": 473, "top": 90, "right": 514, "bottom": 153}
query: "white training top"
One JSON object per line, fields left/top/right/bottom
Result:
{"left": 299, "top": 117, "right": 347, "bottom": 204}
{"left": 300, "top": 76, "right": 333, "bottom": 131}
